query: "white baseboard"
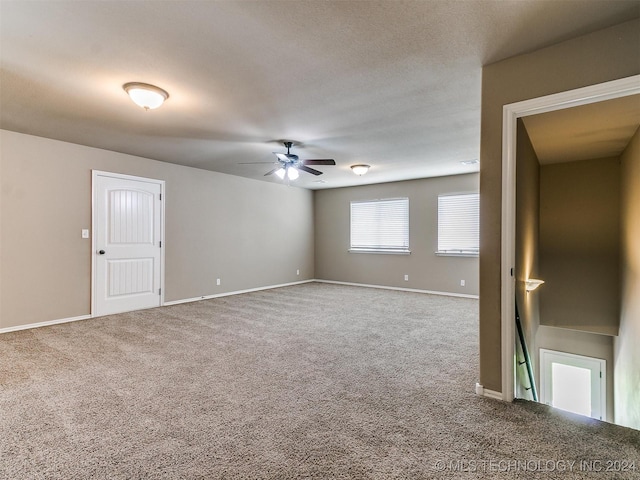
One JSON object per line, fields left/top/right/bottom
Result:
{"left": 0, "top": 314, "right": 92, "bottom": 334}
{"left": 1, "top": 279, "right": 473, "bottom": 334}
{"left": 163, "top": 279, "right": 315, "bottom": 306}
{"left": 1, "top": 280, "right": 315, "bottom": 333}
{"left": 475, "top": 383, "right": 503, "bottom": 401}
{"left": 314, "top": 279, "right": 479, "bottom": 299}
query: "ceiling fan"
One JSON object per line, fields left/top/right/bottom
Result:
{"left": 244, "top": 141, "right": 336, "bottom": 180}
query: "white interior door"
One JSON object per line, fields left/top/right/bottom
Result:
{"left": 540, "top": 349, "right": 606, "bottom": 421}
{"left": 93, "top": 172, "right": 164, "bottom": 316}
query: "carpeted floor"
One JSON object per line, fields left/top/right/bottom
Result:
{"left": 1, "top": 282, "right": 638, "bottom": 479}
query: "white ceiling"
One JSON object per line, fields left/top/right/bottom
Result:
{"left": 522, "top": 94, "right": 640, "bottom": 165}
{"left": 1, "top": 1, "right": 638, "bottom": 189}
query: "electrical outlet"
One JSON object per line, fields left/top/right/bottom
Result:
{"left": 81, "top": 229, "right": 89, "bottom": 239}
{"left": 216, "top": 278, "right": 221, "bottom": 286}
{"left": 460, "top": 280, "right": 465, "bottom": 286}
{"left": 296, "top": 269, "right": 300, "bottom": 276}
{"left": 404, "top": 274, "right": 409, "bottom": 281}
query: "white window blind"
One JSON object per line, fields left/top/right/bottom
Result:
{"left": 350, "top": 198, "right": 409, "bottom": 253}
{"left": 437, "top": 193, "right": 479, "bottom": 255}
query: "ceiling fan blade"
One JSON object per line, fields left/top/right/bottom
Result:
{"left": 302, "top": 159, "right": 336, "bottom": 165}
{"left": 264, "top": 167, "right": 281, "bottom": 176}
{"left": 298, "top": 165, "right": 323, "bottom": 176}
{"left": 238, "top": 161, "right": 277, "bottom": 164}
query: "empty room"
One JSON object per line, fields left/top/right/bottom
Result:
{"left": 1, "top": 1, "right": 639, "bottom": 478}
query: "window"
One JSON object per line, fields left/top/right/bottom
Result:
{"left": 437, "top": 193, "right": 479, "bottom": 255}
{"left": 350, "top": 198, "right": 409, "bottom": 254}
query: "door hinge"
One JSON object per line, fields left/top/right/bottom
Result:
{"left": 159, "top": 193, "right": 162, "bottom": 200}
{"left": 600, "top": 371, "right": 602, "bottom": 378}
{"left": 511, "top": 268, "right": 514, "bottom": 277}
{"left": 159, "top": 241, "right": 162, "bottom": 248}
{"left": 159, "top": 288, "right": 162, "bottom": 296}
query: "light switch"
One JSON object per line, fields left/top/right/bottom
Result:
{"left": 82, "top": 229, "right": 90, "bottom": 239}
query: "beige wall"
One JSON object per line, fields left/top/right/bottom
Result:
{"left": 514, "top": 120, "right": 540, "bottom": 400}
{"left": 0, "top": 130, "right": 315, "bottom": 330}
{"left": 479, "top": 19, "right": 640, "bottom": 392}
{"left": 616, "top": 126, "right": 640, "bottom": 430}
{"left": 314, "top": 175, "right": 479, "bottom": 295}
{"left": 539, "top": 157, "right": 620, "bottom": 336}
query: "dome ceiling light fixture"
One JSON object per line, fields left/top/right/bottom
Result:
{"left": 123, "top": 82, "right": 169, "bottom": 110}
{"left": 351, "top": 164, "right": 370, "bottom": 176}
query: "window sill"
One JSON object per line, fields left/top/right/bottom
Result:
{"left": 349, "top": 249, "right": 411, "bottom": 255}
{"left": 435, "top": 251, "right": 479, "bottom": 257}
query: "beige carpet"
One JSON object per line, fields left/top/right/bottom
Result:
{"left": 1, "top": 282, "right": 638, "bottom": 479}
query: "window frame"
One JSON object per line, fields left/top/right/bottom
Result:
{"left": 436, "top": 192, "right": 479, "bottom": 257}
{"left": 349, "top": 197, "right": 410, "bottom": 255}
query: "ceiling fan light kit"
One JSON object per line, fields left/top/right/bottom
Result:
{"left": 123, "top": 82, "right": 169, "bottom": 110}
{"left": 263, "top": 141, "right": 336, "bottom": 181}
{"left": 287, "top": 167, "right": 299, "bottom": 180}
{"left": 351, "top": 164, "right": 370, "bottom": 176}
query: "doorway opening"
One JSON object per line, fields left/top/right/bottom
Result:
{"left": 500, "top": 74, "right": 640, "bottom": 403}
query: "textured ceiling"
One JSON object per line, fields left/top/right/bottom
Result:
{"left": 522, "top": 94, "right": 640, "bottom": 164}
{"left": 1, "top": 1, "right": 639, "bottom": 189}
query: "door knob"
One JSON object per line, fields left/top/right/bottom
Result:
{"left": 98, "top": 250, "right": 105, "bottom": 255}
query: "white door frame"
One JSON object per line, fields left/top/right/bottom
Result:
{"left": 91, "top": 170, "right": 166, "bottom": 316}
{"left": 539, "top": 349, "right": 606, "bottom": 421}
{"left": 500, "top": 75, "right": 640, "bottom": 402}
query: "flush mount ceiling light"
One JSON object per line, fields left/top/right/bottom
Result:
{"left": 351, "top": 164, "right": 370, "bottom": 176}
{"left": 460, "top": 159, "right": 479, "bottom": 165}
{"left": 123, "top": 82, "right": 169, "bottom": 110}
